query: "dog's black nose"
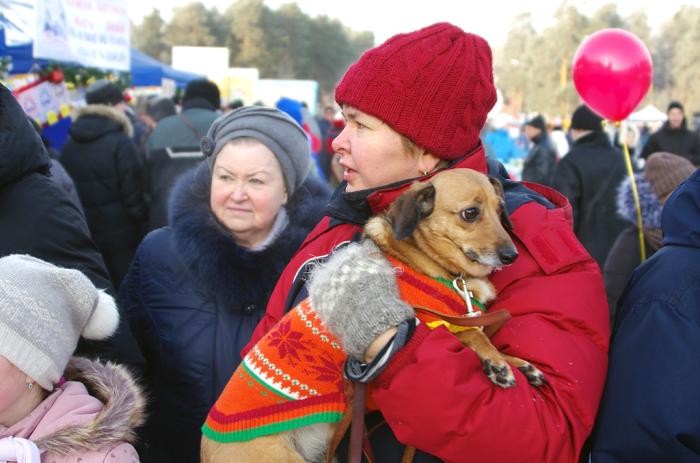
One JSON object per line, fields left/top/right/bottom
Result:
{"left": 498, "top": 248, "right": 518, "bottom": 265}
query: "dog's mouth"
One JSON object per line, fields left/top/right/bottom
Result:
{"left": 463, "top": 249, "right": 501, "bottom": 269}
{"left": 465, "top": 249, "right": 481, "bottom": 264}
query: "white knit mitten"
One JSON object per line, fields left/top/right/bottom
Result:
{"left": 307, "top": 240, "right": 415, "bottom": 360}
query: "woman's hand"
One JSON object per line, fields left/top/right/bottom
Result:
{"left": 307, "top": 240, "right": 414, "bottom": 361}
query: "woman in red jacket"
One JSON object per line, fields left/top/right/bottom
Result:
{"left": 243, "top": 23, "right": 609, "bottom": 463}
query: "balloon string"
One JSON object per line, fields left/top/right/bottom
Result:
{"left": 620, "top": 134, "right": 646, "bottom": 262}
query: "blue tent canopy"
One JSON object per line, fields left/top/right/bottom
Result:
{"left": 1, "top": 27, "right": 202, "bottom": 88}
{"left": 130, "top": 48, "right": 204, "bottom": 89}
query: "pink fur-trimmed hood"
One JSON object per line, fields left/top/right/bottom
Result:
{"left": 0, "top": 357, "right": 145, "bottom": 461}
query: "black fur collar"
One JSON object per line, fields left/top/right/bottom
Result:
{"left": 167, "top": 163, "right": 330, "bottom": 309}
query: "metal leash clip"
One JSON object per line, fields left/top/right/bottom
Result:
{"left": 452, "top": 275, "right": 478, "bottom": 317}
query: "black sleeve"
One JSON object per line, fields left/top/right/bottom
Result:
{"left": 640, "top": 134, "right": 660, "bottom": 160}
{"left": 118, "top": 243, "right": 155, "bottom": 376}
{"left": 0, "top": 176, "right": 145, "bottom": 370}
{"left": 552, "top": 158, "right": 581, "bottom": 232}
{"left": 115, "top": 136, "right": 148, "bottom": 232}
{"left": 528, "top": 146, "right": 557, "bottom": 186}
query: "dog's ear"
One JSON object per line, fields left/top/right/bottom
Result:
{"left": 387, "top": 182, "right": 436, "bottom": 240}
{"left": 488, "top": 176, "right": 505, "bottom": 200}
{"left": 488, "top": 176, "right": 513, "bottom": 231}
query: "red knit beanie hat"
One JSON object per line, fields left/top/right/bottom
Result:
{"left": 335, "top": 22, "right": 496, "bottom": 160}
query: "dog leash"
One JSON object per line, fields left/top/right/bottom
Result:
{"left": 343, "top": 319, "right": 416, "bottom": 463}
{"left": 412, "top": 304, "right": 511, "bottom": 337}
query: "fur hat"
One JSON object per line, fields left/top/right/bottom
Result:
{"left": 571, "top": 105, "right": 603, "bottom": 132}
{"left": 335, "top": 22, "right": 496, "bottom": 160}
{"left": 0, "top": 255, "right": 119, "bottom": 390}
{"left": 201, "top": 106, "right": 311, "bottom": 194}
{"left": 85, "top": 79, "right": 124, "bottom": 106}
{"left": 644, "top": 152, "right": 696, "bottom": 200}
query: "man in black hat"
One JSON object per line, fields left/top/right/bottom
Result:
{"left": 640, "top": 101, "right": 700, "bottom": 165}
{"left": 145, "top": 79, "right": 221, "bottom": 230}
{"left": 552, "top": 104, "right": 628, "bottom": 268}
{"left": 522, "top": 114, "right": 558, "bottom": 186}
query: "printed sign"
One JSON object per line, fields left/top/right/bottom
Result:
{"left": 34, "top": 0, "right": 130, "bottom": 71}
{"left": 14, "top": 79, "right": 71, "bottom": 125}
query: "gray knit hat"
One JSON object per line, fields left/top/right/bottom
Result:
{"left": 200, "top": 106, "right": 311, "bottom": 194}
{"left": 0, "top": 255, "right": 119, "bottom": 390}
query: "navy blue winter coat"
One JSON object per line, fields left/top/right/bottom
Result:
{"left": 590, "top": 167, "right": 700, "bottom": 462}
{"left": 118, "top": 163, "right": 330, "bottom": 463}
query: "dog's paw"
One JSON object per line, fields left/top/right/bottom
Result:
{"left": 482, "top": 358, "right": 516, "bottom": 388}
{"left": 516, "top": 362, "right": 546, "bottom": 387}
{"left": 466, "top": 278, "right": 496, "bottom": 305}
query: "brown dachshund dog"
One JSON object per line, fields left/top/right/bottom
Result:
{"left": 201, "top": 168, "right": 544, "bottom": 463}
{"left": 364, "top": 168, "right": 545, "bottom": 388}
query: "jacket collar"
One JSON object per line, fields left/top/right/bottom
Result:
{"left": 573, "top": 130, "right": 610, "bottom": 147}
{"left": 182, "top": 98, "right": 217, "bottom": 112}
{"left": 325, "top": 143, "right": 488, "bottom": 226}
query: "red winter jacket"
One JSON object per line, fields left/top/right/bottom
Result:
{"left": 244, "top": 145, "right": 609, "bottom": 463}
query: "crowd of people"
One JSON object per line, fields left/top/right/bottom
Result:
{"left": 1, "top": 20, "right": 699, "bottom": 463}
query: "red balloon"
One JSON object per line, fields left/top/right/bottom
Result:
{"left": 572, "top": 29, "right": 653, "bottom": 121}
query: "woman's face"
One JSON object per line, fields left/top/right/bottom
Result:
{"left": 332, "top": 106, "right": 432, "bottom": 192}
{"left": 0, "top": 356, "right": 28, "bottom": 425}
{"left": 210, "top": 140, "right": 288, "bottom": 248}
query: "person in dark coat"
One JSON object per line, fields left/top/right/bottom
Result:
{"left": 145, "top": 79, "right": 220, "bottom": 231}
{"left": 590, "top": 166, "right": 700, "bottom": 463}
{"left": 60, "top": 97, "right": 148, "bottom": 288}
{"left": 640, "top": 101, "right": 700, "bottom": 165}
{"left": 27, "top": 117, "right": 84, "bottom": 214}
{"left": 553, "top": 104, "right": 627, "bottom": 268}
{"left": 0, "top": 83, "right": 143, "bottom": 370}
{"left": 119, "top": 107, "right": 330, "bottom": 463}
{"left": 603, "top": 152, "right": 696, "bottom": 323}
{"left": 522, "top": 114, "right": 558, "bottom": 186}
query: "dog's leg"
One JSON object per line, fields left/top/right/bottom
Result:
{"left": 201, "top": 434, "right": 307, "bottom": 463}
{"left": 502, "top": 354, "right": 546, "bottom": 387}
{"left": 455, "top": 329, "right": 516, "bottom": 388}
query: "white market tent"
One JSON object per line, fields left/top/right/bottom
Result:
{"left": 628, "top": 104, "right": 667, "bottom": 123}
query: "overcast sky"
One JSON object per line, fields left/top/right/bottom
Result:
{"left": 129, "top": 0, "right": 696, "bottom": 47}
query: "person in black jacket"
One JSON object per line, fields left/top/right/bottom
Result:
{"left": 144, "top": 79, "right": 220, "bottom": 231}
{"left": 522, "top": 114, "right": 558, "bottom": 186}
{"left": 590, "top": 167, "right": 700, "bottom": 463}
{"left": 119, "top": 107, "right": 330, "bottom": 463}
{"left": 61, "top": 89, "right": 148, "bottom": 288}
{"left": 553, "top": 104, "right": 627, "bottom": 268}
{"left": 0, "top": 83, "right": 143, "bottom": 369}
{"left": 640, "top": 101, "right": 700, "bottom": 165}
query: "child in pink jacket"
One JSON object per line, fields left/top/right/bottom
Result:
{"left": 0, "top": 255, "right": 145, "bottom": 462}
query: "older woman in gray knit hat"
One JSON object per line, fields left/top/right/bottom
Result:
{"left": 118, "top": 106, "right": 330, "bottom": 462}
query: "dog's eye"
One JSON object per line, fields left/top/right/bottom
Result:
{"left": 460, "top": 208, "right": 479, "bottom": 222}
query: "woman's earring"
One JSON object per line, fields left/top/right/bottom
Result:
{"left": 26, "top": 382, "right": 34, "bottom": 391}
{"left": 422, "top": 170, "right": 429, "bottom": 176}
